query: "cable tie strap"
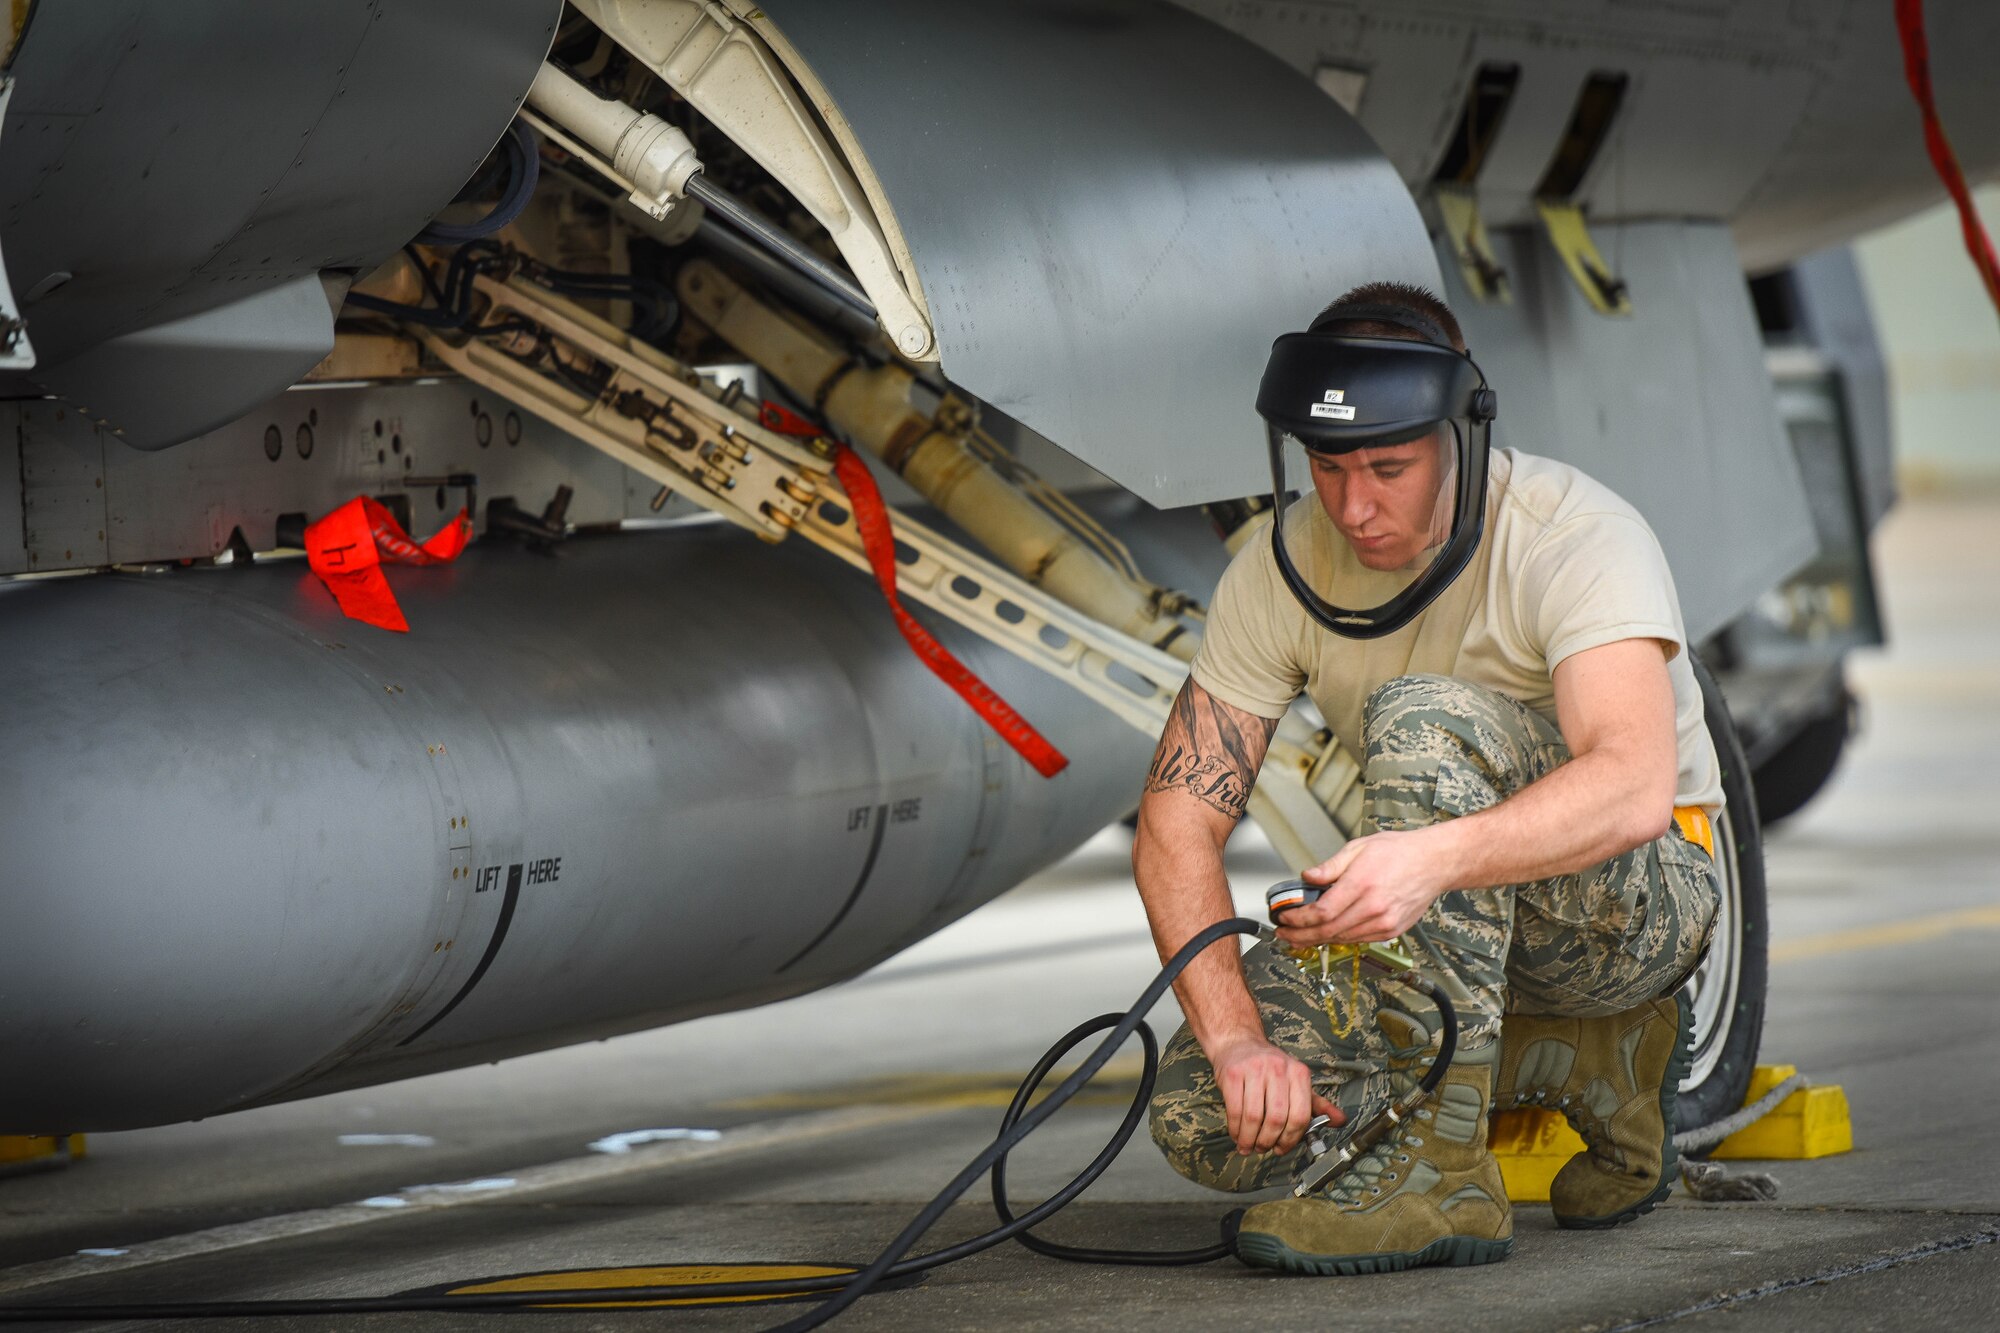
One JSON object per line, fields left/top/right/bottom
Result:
{"left": 831, "top": 443, "right": 1069, "bottom": 779}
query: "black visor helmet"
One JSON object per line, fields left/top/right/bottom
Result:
{"left": 1255, "top": 301, "right": 1497, "bottom": 639}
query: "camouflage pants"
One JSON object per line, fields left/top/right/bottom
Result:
{"left": 1149, "top": 672, "right": 1720, "bottom": 1192}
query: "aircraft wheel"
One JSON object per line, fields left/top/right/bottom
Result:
{"left": 1675, "top": 654, "right": 1769, "bottom": 1140}
{"left": 1752, "top": 677, "right": 1854, "bottom": 826}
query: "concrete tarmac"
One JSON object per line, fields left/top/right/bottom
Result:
{"left": 3, "top": 496, "right": 1998, "bottom": 1330}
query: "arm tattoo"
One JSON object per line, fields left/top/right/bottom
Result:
{"left": 1144, "top": 681, "right": 1278, "bottom": 821}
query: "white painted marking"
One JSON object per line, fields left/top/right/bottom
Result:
{"left": 353, "top": 1176, "right": 522, "bottom": 1212}
{"left": 0, "top": 1103, "right": 939, "bottom": 1297}
{"left": 408, "top": 1177, "right": 515, "bottom": 1194}
{"left": 588, "top": 1128, "right": 722, "bottom": 1155}
{"left": 337, "top": 1134, "right": 436, "bottom": 1148}
{"left": 74, "top": 1249, "right": 127, "bottom": 1258}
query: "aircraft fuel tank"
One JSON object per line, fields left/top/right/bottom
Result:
{"left": 0, "top": 522, "right": 1166, "bottom": 1131}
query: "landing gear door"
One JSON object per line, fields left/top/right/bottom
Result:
{"left": 743, "top": 0, "right": 1440, "bottom": 509}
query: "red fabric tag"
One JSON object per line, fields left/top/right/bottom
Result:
{"left": 305, "top": 497, "right": 472, "bottom": 633}
{"left": 1896, "top": 0, "right": 2000, "bottom": 317}
{"left": 831, "top": 444, "right": 1069, "bottom": 779}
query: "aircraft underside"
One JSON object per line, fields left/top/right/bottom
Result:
{"left": 1, "top": 0, "right": 1993, "bottom": 1133}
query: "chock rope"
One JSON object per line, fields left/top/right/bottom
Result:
{"left": 1671, "top": 1071, "right": 1808, "bottom": 1203}
{"left": 1673, "top": 1071, "right": 1808, "bottom": 1154}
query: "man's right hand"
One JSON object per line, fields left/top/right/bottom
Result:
{"left": 1210, "top": 1034, "right": 1343, "bottom": 1156}
{"left": 1133, "top": 679, "right": 1338, "bottom": 1158}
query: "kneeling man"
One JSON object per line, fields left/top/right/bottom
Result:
{"left": 1135, "top": 283, "right": 1721, "bottom": 1273}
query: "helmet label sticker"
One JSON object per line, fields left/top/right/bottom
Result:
{"left": 1310, "top": 402, "right": 1356, "bottom": 419}
{"left": 1323, "top": 390, "right": 1345, "bottom": 403}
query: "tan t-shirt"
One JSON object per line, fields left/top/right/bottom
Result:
{"left": 1190, "top": 448, "right": 1723, "bottom": 813}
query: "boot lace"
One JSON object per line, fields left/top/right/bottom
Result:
{"left": 1515, "top": 1086, "right": 1619, "bottom": 1168}
{"left": 1317, "top": 1109, "right": 1429, "bottom": 1206}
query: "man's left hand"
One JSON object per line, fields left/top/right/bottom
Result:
{"left": 1272, "top": 830, "right": 1455, "bottom": 947}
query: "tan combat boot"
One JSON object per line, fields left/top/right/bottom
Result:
{"left": 1495, "top": 989, "right": 1694, "bottom": 1229}
{"left": 1234, "top": 1030, "right": 1512, "bottom": 1275}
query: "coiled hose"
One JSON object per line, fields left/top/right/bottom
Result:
{"left": 0, "top": 918, "right": 1457, "bottom": 1329}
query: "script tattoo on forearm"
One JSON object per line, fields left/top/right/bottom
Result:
{"left": 1144, "top": 682, "right": 1278, "bottom": 820}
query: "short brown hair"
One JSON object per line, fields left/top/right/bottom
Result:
{"left": 1310, "top": 280, "right": 1465, "bottom": 352}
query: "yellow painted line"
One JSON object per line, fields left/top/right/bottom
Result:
{"left": 451, "top": 1263, "right": 853, "bottom": 1309}
{"left": 1771, "top": 904, "right": 2000, "bottom": 964}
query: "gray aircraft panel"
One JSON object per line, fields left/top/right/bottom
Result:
{"left": 18, "top": 409, "right": 109, "bottom": 571}
{"left": 1788, "top": 248, "right": 1895, "bottom": 530}
{"left": 765, "top": 0, "right": 1441, "bottom": 510}
{"left": 1187, "top": 1, "right": 1819, "bottom": 227}
{"left": 2, "top": 374, "right": 778, "bottom": 576}
{"left": 1730, "top": 0, "right": 2000, "bottom": 270}
{"left": 1173, "top": 1, "right": 2000, "bottom": 271}
{"left": 33, "top": 273, "right": 340, "bottom": 451}
{"left": 0, "top": 0, "right": 561, "bottom": 440}
{"left": 0, "top": 412, "right": 20, "bottom": 559}
{"left": 1445, "top": 220, "right": 1817, "bottom": 642}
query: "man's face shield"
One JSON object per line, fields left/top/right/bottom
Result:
{"left": 1256, "top": 330, "right": 1496, "bottom": 639}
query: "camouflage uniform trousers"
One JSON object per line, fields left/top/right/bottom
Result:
{"left": 1150, "top": 672, "right": 1721, "bottom": 1192}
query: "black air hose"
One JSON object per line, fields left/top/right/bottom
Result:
{"left": 0, "top": 919, "right": 1457, "bottom": 1330}
{"left": 416, "top": 120, "right": 540, "bottom": 245}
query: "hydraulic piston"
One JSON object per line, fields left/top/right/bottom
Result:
{"left": 676, "top": 259, "right": 1198, "bottom": 658}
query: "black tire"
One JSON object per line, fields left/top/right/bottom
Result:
{"left": 1752, "top": 685, "right": 1852, "bottom": 826}
{"left": 1674, "top": 654, "right": 1769, "bottom": 1140}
